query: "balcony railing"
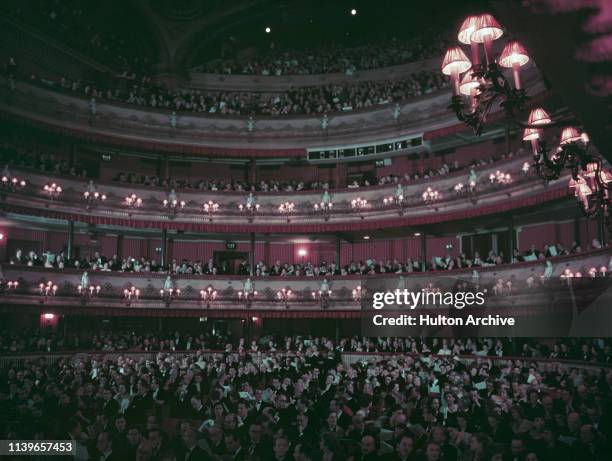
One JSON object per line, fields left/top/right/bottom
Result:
{"left": 0, "top": 156, "right": 568, "bottom": 230}
{"left": 1, "top": 249, "right": 609, "bottom": 313}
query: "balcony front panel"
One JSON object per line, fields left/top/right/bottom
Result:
{"left": 0, "top": 67, "right": 545, "bottom": 152}
{"left": 1, "top": 249, "right": 609, "bottom": 317}
{"left": 0, "top": 157, "right": 570, "bottom": 232}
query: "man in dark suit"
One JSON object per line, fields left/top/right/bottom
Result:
{"left": 385, "top": 435, "right": 417, "bottom": 461}
{"left": 224, "top": 432, "right": 245, "bottom": 461}
{"left": 181, "top": 427, "right": 208, "bottom": 461}
{"left": 96, "top": 431, "right": 122, "bottom": 461}
{"left": 101, "top": 388, "right": 119, "bottom": 418}
{"left": 272, "top": 435, "right": 293, "bottom": 461}
{"left": 247, "top": 422, "right": 272, "bottom": 460}
{"left": 359, "top": 435, "right": 380, "bottom": 461}
{"left": 128, "top": 381, "right": 152, "bottom": 425}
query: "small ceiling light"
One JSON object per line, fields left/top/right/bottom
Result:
{"left": 265, "top": 27, "right": 271, "bottom": 33}
{"left": 414, "top": 232, "right": 421, "bottom": 237}
{"left": 351, "top": 8, "right": 357, "bottom": 15}
{"left": 363, "top": 235, "right": 370, "bottom": 240}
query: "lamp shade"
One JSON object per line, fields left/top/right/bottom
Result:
{"left": 499, "top": 41, "right": 530, "bottom": 67}
{"left": 560, "top": 127, "right": 582, "bottom": 145}
{"left": 458, "top": 15, "right": 479, "bottom": 44}
{"left": 471, "top": 14, "right": 504, "bottom": 43}
{"left": 522, "top": 128, "right": 540, "bottom": 141}
{"left": 441, "top": 47, "right": 471, "bottom": 75}
{"left": 459, "top": 69, "right": 480, "bottom": 95}
{"left": 528, "top": 108, "right": 551, "bottom": 125}
{"left": 585, "top": 162, "right": 598, "bottom": 177}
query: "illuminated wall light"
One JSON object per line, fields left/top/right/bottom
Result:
{"left": 43, "top": 313, "right": 55, "bottom": 320}
{"left": 350, "top": 8, "right": 357, "bottom": 15}
{"left": 298, "top": 249, "right": 307, "bottom": 257}
{"left": 265, "top": 27, "right": 271, "bottom": 33}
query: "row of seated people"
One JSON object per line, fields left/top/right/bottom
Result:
{"left": 199, "top": 36, "right": 451, "bottom": 76}
{"left": 8, "top": 240, "right": 607, "bottom": 276}
{"left": 24, "top": 67, "right": 449, "bottom": 116}
{"left": 1, "top": 329, "right": 610, "bottom": 362}
{"left": 1, "top": 335, "right": 611, "bottom": 461}
{"left": 0, "top": 143, "right": 524, "bottom": 193}
{"left": 111, "top": 151, "right": 513, "bottom": 192}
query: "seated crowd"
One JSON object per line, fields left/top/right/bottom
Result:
{"left": 9, "top": 240, "right": 607, "bottom": 277}
{"left": 1, "top": 140, "right": 525, "bottom": 194}
{"left": 24, "top": 67, "right": 448, "bottom": 116}
{"left": 113, "top": 174, "right": 332, "bottom": 193}
{"left": 1, "top": 331, "right": 611, "bottom": 362}
{"left": 198, "top": 36, "right": 450, "bottom": 76}
{"left": 1, "top": 335, "right": 611, "bottom": 460}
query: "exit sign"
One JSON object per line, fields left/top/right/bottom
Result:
{"left": 225, "top": 242, "right": 237, "bottom": 250}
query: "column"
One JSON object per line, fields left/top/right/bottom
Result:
{"left": 249, "top": 232, "right": 255, "bottom": 275}
{"left": 163, "top": 155, "right": 170, "bottom": 181}
{"left": 69, "top": 144, "right": 76, "bottom": 169}
{"left": 156, "top": 155, "right": 163, "bottom": 179}
{"left": 335, "top": 235, "right": 341, "bottom": 267}
{"left": 264, "top": 238, "right": 271, "bottom": 265}
{"left": 419, "top": 151, "right": 425, "bottom": 176}
{"left": 508, "top": 216, "right": 515, "bottom": 261}
{"left": 116, "top": 234, "right": 124, "bottom": 259}
{"left": 335, "top": 319, "right": 340, "bottom": 344}
{"left": 161, "top": 228, "right": 168, "bottom": 268}
{"left": 250, "top": 157, "right": 257, "bottom": 186}
{"left": 573, "top": 215, "right": 582, "bottom": 248}
{"left": 420, "top": 233, "right": 427, "bottom": 271}
{"left": 67, "top": 220, "right": 75, "bottom": 260}
{"left": 597, "top": 210, "right": 606, "bottom": 246}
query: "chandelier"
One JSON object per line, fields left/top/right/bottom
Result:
{"left": 523, "top": 113, "right": 611, "bottom": 228}
{"left": 422, "top": 187, "right": 441, "bottom": 203}
{"left": 489, "top": 170, "right": 512, "bottom": 185}
{"left": 276, "top": 287, "right": 292, "bottom": 309}
{"left": 441, "top": 14, "right": 530, "bottom": 136}
{"left": 200, "top": 286, "right": 218, "bottom": 308}
{"left": 203, "top": 200, "right": 219, "bottom": 221}
{"left": 278, "top": 201, "right": 296, "bottom": 222}
{"left": 125, "top": 193, "right": 143, "bottom": 208}
{"left": 443, "top": 13, "right": 611, "bottom": 231}
{"left": 43, "top": 183, "right": 62, "bottom": 199}
{"left": 1, "top": 175, "right": 26, "bottom": 191}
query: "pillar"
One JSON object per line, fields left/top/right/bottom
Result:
{"left": 67, "top": 220, "right": 75, "bottom": 260}
{"left": 597, "top": 210, "right": 606, "bottom": 246}
{"left": 250, "top": 158, "right": 257, "bottom": 186}
{"left": 156, "top": 155, "right": 163, "bottom": 179}
{"left": 264, "top": 238, "right": 271, "bottom": 265}
{"left": 163, "top": 155, "right": 170, "bottom": 181}
{"left": 420, "top": 233, "right": 427, "bottom": 271}
{"left": 116, "top": 234, "right": 124, "bottom": 259}
{"left": 161, "top": 228, "right": 168, "bottom": 268}
{"left": 573, "top": 216, "right": 582, "bottom": 248}
{"left": 335, "top": 319, "right": 340, "bottom": 344}
{"left": 335, "top": 235, "right": 341, "bottom": 268}
{"left": 249, "top": 233, "right": 255, "bottom": 275}
{"left": 69, "top": 144, "right": 76, "bottom": 169}
{"left": 508, "top": 216, "right": 515, "bottom": 261}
